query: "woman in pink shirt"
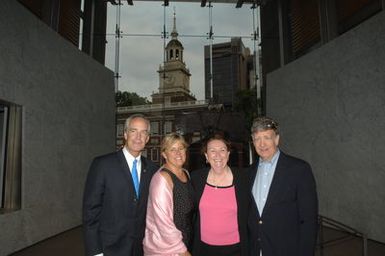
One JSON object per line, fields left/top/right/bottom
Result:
{"left": 191, "top": 133, "right": 250, "bottom": 256}
{"left": 143, "top": 133, "right": 194, "bottom": 256}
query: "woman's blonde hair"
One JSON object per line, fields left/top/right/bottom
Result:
{"left": 161, "top": 133, "right": 188, "bottom": 152}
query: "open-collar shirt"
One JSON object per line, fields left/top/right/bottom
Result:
{"left": 252, "top": 150, "right": 280, "bottom": 215}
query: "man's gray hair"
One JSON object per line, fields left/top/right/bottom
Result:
{"left": 124, "top": 113, "right": 151, "bottom": 132}
{"left": 251, "top": 116, "right": 279, "bottom": 136}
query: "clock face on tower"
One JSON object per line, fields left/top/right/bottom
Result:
{"left": 164, "top": 74, "right": 175, "bottom": 85}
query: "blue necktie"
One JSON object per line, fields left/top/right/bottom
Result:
{"left": 132, "top": 159, "right": 139, "bottom": 197}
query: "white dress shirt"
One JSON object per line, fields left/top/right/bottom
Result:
{"left": 123, "top": 147, "right": 142, "bottom": 180}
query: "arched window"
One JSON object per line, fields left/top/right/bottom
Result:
{"left": 176, "top": 49, "right": 179, "bottom": 59}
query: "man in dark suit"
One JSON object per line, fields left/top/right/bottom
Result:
{"left": 248, "top": 117, "right": 318, "bottom": 256}
{"left": 83, "top": 114, "right": 158, "bottom": 256}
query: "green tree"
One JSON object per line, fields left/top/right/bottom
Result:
{"left": 234, "top": 88, "right": 261, "bottom": 130}
{"left": 115, "top": 91, "right": 150, "bottom": 107}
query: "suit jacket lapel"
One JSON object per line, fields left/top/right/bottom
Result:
{"left": 249, "top": 161, "right": 259, "bottom": 189}
{"left": 196, "top": 168, "right": 209, "bottom": 202}
{"left": 117, "top": 149, "right": 140, "bottom": 198}
{"left": 117, "top": 149, "right": 132, "bottom": 183}
{"left": 139, "top": 156, "right": 151, "bottom": 190}
{"left": 232, "top": 167, "right": 242, "bottom": 210}
{"left": 263, "top": 153, "right": 286, "bottom": 213}
{"left": 249, "top": 161, "right": 261, "bottom": 218}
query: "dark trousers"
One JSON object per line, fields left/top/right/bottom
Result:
{"left": 199, "top": 240, "right": 241, "bottom": 256}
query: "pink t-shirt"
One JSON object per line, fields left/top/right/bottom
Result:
{"left": 199, "top": 183, "right": 240, "bottom": 245}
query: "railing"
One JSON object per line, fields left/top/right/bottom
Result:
{"left": 117, "top": 99, "right": 210, "bottom": 112}
{"left": 317, "top": 215, "right": 368, "bottom": 256}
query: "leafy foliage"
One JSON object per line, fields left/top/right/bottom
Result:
{"left": 234, "top": 88, "right": 261, "bottom": 130}
{"left": 115, "top": 91, "right": 150, "bottom": 107}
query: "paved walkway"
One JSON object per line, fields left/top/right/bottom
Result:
{"left": 10, "top": 227, "right": 84, "bottom": 256}
{"left": 10, "top": 225, "right": 385, "bottom": 256}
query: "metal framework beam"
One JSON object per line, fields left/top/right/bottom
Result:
{"left": 114, "top": 0, "right": 259, "bottom": 5}
{"left": 109, "top": 0, "right": 264, "bottom": 7}
{"left": 235, "top": 0, "right": 243, "bottom": 8}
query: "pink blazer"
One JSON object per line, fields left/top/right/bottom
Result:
{"left": 143, "top": 169, "right": 187, "bottom": 255}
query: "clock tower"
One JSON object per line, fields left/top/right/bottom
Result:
{"left": 152, "top": 11, "right": 196, "bottom": 104}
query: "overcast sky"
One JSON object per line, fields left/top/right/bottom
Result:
{"left": 105, "top": 1, "right": 259, "bottom": 101}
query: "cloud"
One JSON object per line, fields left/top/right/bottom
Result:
{"left": 105, "top": 1, "right": 258, "bottom": 101}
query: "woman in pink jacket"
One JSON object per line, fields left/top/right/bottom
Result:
{"left": 143, "top": 133, "right": 194, "bottom": 256}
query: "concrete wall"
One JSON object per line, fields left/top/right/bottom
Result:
{"left": 0, "top": 1, "right": 115, "bottom": 254}
{"left": 266, "top": 11, "right": 385, "bottom": 242}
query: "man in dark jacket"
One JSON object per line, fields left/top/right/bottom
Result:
{"left": 83, "top": 114, "right": 158, "bottom": 256}
{"left": 248, "top": 116, "right": 318, "bottom": 256}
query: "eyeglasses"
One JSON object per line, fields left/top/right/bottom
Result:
{"left": 265, "top": 121, "right": 277, "bottom": 130}
{"left": 253, "top": 119, "right": 278, "bottom": 130}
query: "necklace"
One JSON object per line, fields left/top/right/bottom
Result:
{"left": 209, "top": 167, "right": 230, "bottom": 189}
